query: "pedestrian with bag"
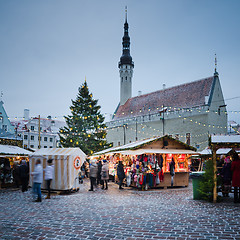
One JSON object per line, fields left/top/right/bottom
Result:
{"left": 101, "top": 159, "right": 109, "bottom": 190}
{"left": 89, "top": 160, "right": 98, "bottom": 191}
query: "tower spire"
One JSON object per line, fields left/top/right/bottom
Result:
{"left": 119, "top": 7, "right": 134, "bottom": 106}
{"left": 125, "top": 6, "right": 127, "bottom": 22}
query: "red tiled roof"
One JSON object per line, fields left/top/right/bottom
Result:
{"left": 114, "top": 76, "right": 214, "bottom": 119}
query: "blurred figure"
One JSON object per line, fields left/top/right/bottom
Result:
{"left": 89, "top": 160, "right": 98, "bottom": 191}
{"left": 101, "top": 159, "right": 109, "bottom": 190}
{"left": 97, "top": 159, "right": 102, "bottom": 185}
{"left": 81, "top": 162, "right": 86, "bottom": 178}
{"left": 231, "top": 153, "right": 240, "bottom": 203}
{"left": 221, "top": 156, "right": 232, "bottom": 197}
{"left": 31, "top": 159, "right": 43, "bottom": 202}
{"left": 19, "top": 160, "right": 29, "bottom": 192}
{"left": 44, "top": 159, "right": 54, "bottom": 199}
{"left": 12, "top": 162, "right": 20, "bottom": 188}
{"left": 117, "top": 161, "right": 125, "bottom": 189}
{"left": 169, "top": 158, "right": 175, "bottom": 187}
{"left": 85, "top": 161, "right": 89, "bottom": 178}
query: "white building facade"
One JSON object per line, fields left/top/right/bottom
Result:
{"left": 11, "top": 114, "right": 66, "bottom": 150}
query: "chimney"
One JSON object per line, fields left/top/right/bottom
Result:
{"left": 163, "top": 84, "right": 166, "bottom": 90}
{"left": 24, "top": 109, "right": 30, "bottom": 120}
{"left": 138, "top": 91, "right": 142, "bottom": 96}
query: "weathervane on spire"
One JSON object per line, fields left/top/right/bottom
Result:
{"left": 214, "top": 53, "right": 218, "bottom": 75}
{"left": 0, "top": 91, "right": 3, "bottom": 101}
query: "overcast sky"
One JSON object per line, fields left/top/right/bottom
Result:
{"left": 1, "top": 0, "right": 240, "bottom": 123}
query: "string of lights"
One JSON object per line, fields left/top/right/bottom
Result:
{"left": 5, "top": 109, "right": 240, "bottom": 120}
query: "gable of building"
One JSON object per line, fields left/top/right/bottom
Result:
{"left": 0, "top": 101, "right": 15, "bottom": 134}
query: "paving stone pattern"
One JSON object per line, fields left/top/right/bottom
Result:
{"left": 0, "top": 180, "right": 240, "bottom": 240}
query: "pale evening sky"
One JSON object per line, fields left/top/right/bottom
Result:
{"left": 0, "top": 0, "right": 240, "bottom": 123}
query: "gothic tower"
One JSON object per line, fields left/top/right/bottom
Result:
{"left": 119, "top": 7, "right": 134, "bottom": 106}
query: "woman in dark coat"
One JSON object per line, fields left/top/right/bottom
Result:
{"left": 169, "top": 158, "right": 175, "bottom": 187}
{"left": 97, "top": 160, "right": 102, "bottom": 185}
{"left": 221, "top": 156, "right": 232, "bottom": 197}
{"left": 117, "top": 161, "right": 125, "bottom": 189}
{"left": 231, "top": 153, "right": 240, "bottom": 203}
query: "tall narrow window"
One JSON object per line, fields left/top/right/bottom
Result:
{"left": 125, "top": 76, "right": 127, "bottom": 80}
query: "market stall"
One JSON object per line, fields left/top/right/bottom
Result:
{"left": 0, "top": 144, "right": 31, "bottom": 188}
{"left": 29, "top": 148, "right": 86, "bottom": 191}
{"left": 93, "top": 135, "right": 197, "bottom": 189}
{"left": 210, "top": 135, "right": 240, "bottom": 203}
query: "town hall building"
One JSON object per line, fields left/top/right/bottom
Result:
{"left": 106, "top": 11, "right": 227, "bottom": 151}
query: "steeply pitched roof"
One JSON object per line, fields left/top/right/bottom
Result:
{"left": 114, "top": 76, "right": 215, "bottom": 120}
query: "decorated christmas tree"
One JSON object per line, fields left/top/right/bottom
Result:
{"left": 59, "top": 80, "right": 111, "bottom": 155}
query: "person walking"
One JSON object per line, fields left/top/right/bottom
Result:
{"left": 221, "top": 156, "right": 232, "bottom": 197}
{"left": 44, "top": 159, "right": 54, "bottom": 199}
{"left": 97, "top": 159, "right": 102, "bottom": 185}
{"left": 101, "top": 159, "right": 109, "bottom": 190}
{"left": 31, "top": 159, "right": 43, "bottom": 202}
{"left": 231, "top": 152, "right": 240, "bottom": 203}
{"left": 89, "top": 160, "right": 98, "bottom": 191}
{"left": 117, "top": 161, "right": 125, "bottom": 189}
{"left": 19, "top": 160, "right": 29, "bottom": 192}
{"left": 169, "top": 158, "right": 175, "bottom": 187}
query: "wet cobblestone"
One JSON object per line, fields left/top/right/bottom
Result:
{"left": 0, "top": 180, "right": 240, "bottom": 239}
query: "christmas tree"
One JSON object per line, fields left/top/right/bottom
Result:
{"left": 59, "top": 80, "right": 111, "bottom": 155}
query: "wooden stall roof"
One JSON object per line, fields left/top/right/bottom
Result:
{"left": 211, "top": 135, "right": 240, "bottom": 149}
{"left": 93, "top": 135, "right": 197, "bottom": 156}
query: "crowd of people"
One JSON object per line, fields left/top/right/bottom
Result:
{"left": 4, "top": 150, "right": 240, "bottom": 204}
{"left": 220, "top": 152, "right": 240, "bottom": 203}
{"left": 84, "top": 158, "right": 125, "bottom": 191}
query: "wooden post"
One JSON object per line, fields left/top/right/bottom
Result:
{"left": 212, "top": 145, "right": 217, "bottom": 203}
{"left": 38, "top": 115, "right": 41, "bottom": 149}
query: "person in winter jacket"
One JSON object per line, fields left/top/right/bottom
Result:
{"left": 231, "top": 152, "right": 240, "bottom": 203}
{"left": 117, "top": 161, "right": 125, "bottom": 189}
{"left": 44, "top": 159, "right": 54, "bottom": 199}
{"left": 101, "top": 160, "right": 109, "bottom": 190}
{"left": 89, "top": 160, "right": 98, "bottom": 191}
{"left": 221, "top": 156, "right": 232, "bottom": 197}
{"left": 31, "top": 159, "right": 43, "bottom": 202}
{"left": 19, "top": 160, "right": 29, "bottom": 192}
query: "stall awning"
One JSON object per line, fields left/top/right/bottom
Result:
{"left": 0, "top": 144, "right": 31, "bottom": 156}
{"left": 31, "top": 147, "right": 86, "bottom": 157}
{"left": 119, "top": 149, "right": 197, "bottom": 155}
{"left": 198, "top": 147, "right": 233, "bottom": 155}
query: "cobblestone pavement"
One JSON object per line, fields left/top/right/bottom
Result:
{"left": 0, "top": 180, "right": 240, "bottom": 240}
